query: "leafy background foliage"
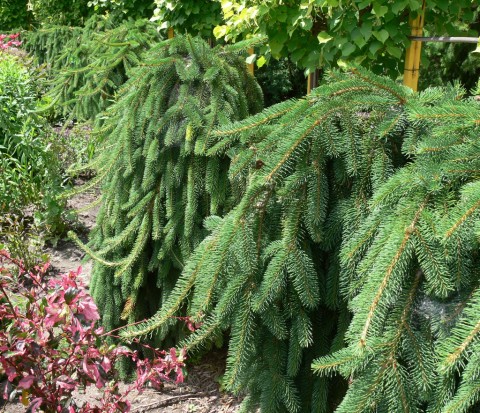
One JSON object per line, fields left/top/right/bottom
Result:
{"left": 152, "top": 0, "right": 223, "bottom": 37}
{"left": 0, "top": 0, "right": 33, "bottom": 30}
{"left": 87, "top": 0, "right": 155, "bottom": 19}
{"left": 214, "top": 0, "right": 478, "bottom": 75}
{"left": 255, "top": 57, "right": 306, "bottom": 106}
{"left": 0, "top": 54, "right": 59, "bottom": 213}
{"left": 28, "top": 0, "right": 92, "bottom": 26}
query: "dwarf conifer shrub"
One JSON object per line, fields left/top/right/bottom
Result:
{"left": 119, "top": 68, "right": 480, "bottom": 412}
{"left": 25, "top": 15, "right": 160, "bottom": 123}
{"left": 24, "top": 24, "right": 82, "bottom": 67}
{"left": 47, "top": 18, "right": 161, "bottom": 123}
{"left": 71, "top": 35, "right": 263, "bottom": 356}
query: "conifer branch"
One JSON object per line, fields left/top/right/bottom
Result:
{"left": 444, "top": 199, "right": 480, "bottom": 239}
{"left": 359, "top": 198, "right": 428, "bottom": 347}
{"left": 349, "top": 67, "right": 408, "bottom": 104}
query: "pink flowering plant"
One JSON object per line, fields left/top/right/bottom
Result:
{"left": 0, "top": 250, "right": 187, "bottom": 412}
{"left": 0, "top": 33, "right": 22, "bottom": 50}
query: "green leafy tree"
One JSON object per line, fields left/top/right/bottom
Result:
{"left": 418, "top": 8, "right": 480, "bottom": 91}
{"left": 255, "top": 57, "right": 306, "bottom": 106}
{"left": 214, "top": 0, "right": 477, "bottom": 74}
{"left": 422, "top": 42, "right": 480, "bottom": 91}
{"left": 87, "top": 0, "right": 155, "bottom": 19}
{"left": 28, "top": 0, "right": 92, "bottom": 26}
{"left": 119, "top": 67, "right": 480, "bottom": 412}
{"left": 71, "top": 36, "right": 263, "bottom": 364}
{"left": 0, "top": 0, "right": 32, "bottom": 30}
{"left": 151, "top": 0, "right": 223, "bottom": 37}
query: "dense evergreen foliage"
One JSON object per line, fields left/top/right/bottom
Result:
{"left": 4, "top": 2, "right": 480, "bottom": 411}
{"left": 24, "top": 24, "right": 83, "bottom": 68}
{"left": 24, "top": 15, "right": 161, "bottom": 123}
{"left": 118, "top": 68, "right": 480, "bottom": 413}
{"left": 70, "top": 36, "right": 263, "bottom": 353}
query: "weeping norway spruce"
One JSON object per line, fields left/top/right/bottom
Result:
{"left": 121, "top": 68, "right": 480, "bottom": 413}
{"left": 71, "top": 35, "right": 263, "bottom": 350}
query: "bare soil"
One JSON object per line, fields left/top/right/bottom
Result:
{"left": 1, "top": 180, "right": 241, "bottom": 413}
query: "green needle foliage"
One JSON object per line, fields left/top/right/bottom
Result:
{"left": 47, "top": 18, "right": 161, "bottom": 122}
{"left": 72, "top": 35, "right": 262, "bottom": 353}
{"left": 120, "top": 68, "right": 480, "bottom": 412}
{"left": 24, "top": 22, "right": 88, "bottom": 69}
{"left": 25, "top": 15, "right": 161, "bottom": 123}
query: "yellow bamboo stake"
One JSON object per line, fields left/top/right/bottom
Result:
{"left": 168, "top": 27, "right": 174, "bottom": 39}
{"left": 307, "top": 73, "right": 312, "bottom": 95}
{"left": 248, "top": 47, "right": 255, "bottom": 75}
{"left": 403, "top": 1, "right": 426, "bottom": 91}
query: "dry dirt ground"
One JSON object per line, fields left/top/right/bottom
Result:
{"left": 1, "top": 182, "right": 241, "bottom": 413}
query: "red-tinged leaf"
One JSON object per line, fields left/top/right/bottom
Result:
{"left": 5, "top": 366, "right": 18, "bottom": 381}
{"left": 175, "top": 369, "right": 184, "bottom": 384}
{"left": 78, "top": 297, "right": 99, "bottom": 321}
{"left": 69, "top": 317, "right": 83, "bottom": 337}
{"left": 89, "top": 347, "right": 101, "bottom": 357}
{"left": 56, "top": 376, "right": 76, "bottom": 390}
{"left": 29, "top": 397, "right": 43, "bottom": 412}
{"left": 83, "top": 357, "right": 91, "bottom": 378}
{"left": 101, "top": 356, "right": 111, "bottom": 373}
{"left": 18, "top": 375, "right": 35, "bottom": 389}
{"left": 64, "top": 287, "right": 80, "bottom": 305}
{"left": 95, "top": 374, "right": 106, "bottom": 389}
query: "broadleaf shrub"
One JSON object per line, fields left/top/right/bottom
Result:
{"left": 0, "top": 51, "right": 58, "bottom": 213}
{"left": 0, "top": 41, "right": 73, "bottom": 238}
{"left": 0, "top": 249, "right": 187, "bottom": 412}
{"left": 0, "top": 33, "right": 22, "bottom": 50}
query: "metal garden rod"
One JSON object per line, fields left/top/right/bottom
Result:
{"left": 409, "top": 36, "right": 479, "bottom": 43}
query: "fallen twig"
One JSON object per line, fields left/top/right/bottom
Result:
{"left": 132, "top": 391, "right": 217, "bottom": 412}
